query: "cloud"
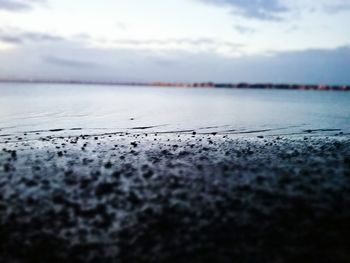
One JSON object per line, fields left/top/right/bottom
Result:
{"left": 236, "top": 46, "right": 350, "bottom": 85}
{"left": 323, "top": 1, "right": 350, "bottom": 13}
{"left": 113, "top": 37, "right": 240, "bottom": 48}
{"left": 0, "top": 27, "right": 349, "bottom": 85}
{"left": 43, "top": 56, "right": 101, "bottom": 69}
{"left": 0, "top": 28, "right": 243, "bottom": 57}
{"left": 96, "top": 37, "right": 243, "bottom": 57}
{"left": 0, "top": 37, "right": 349, "bottom": 85}
{"left": 0, "top": 35, "right": 22, "bottom": 44}
{"left": 196, "top": 0, "right": 350, "bottom": 20}
{"left": 233, "top": 25, "right": 256, "bottom": 34}
{"left": 0, "top": 28, "right": 64, "bottom": 44}
{"left": 0, "top": 0, "right": 44, "bottom": 11}
{"left": 286, "top": 0, "right": 350, "bottom": 14}
{"left": 196, "top": 0, "right": 288, "bottom": 20}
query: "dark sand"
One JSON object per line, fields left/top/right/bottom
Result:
{"left": 0, "top": 132, "right": 350, "bottom": 263}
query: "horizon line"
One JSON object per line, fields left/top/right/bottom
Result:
{"left": 0, "top": 78, "right": 349, "bottom": 91}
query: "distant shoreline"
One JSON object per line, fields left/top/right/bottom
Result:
{"left": 0, "top": 79, "right": 349, "bottom": 91}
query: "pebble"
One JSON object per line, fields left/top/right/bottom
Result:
{"left": 0, "top": 133, "right": 349, "bottom": 263}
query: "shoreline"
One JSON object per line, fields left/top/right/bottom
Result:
{"left": 0, "top": 133, "right": 350, "bottom": 262}
{"left": 1, "top": 80, "right": 349, "bottom": 91}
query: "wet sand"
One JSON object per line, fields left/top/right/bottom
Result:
{"left": 0, "top": 132, "right": 350, "bottom": 263}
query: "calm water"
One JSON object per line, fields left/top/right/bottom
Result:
{"left": 0, "top": 83, "right": 349, "bottom": 137}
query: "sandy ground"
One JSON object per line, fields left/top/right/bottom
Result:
{"left": 0, "top": 132, "right": 350, "bottom": 263}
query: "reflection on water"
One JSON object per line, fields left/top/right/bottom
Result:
{"left": 0, "top": 83, "right": 349, "bottom": 136}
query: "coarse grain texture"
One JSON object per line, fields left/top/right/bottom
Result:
{"left": 0, "top": 132, "right": 350, "bottom": 263}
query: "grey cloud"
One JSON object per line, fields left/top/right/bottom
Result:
{"left": 233, "top": 25, "right": 256, "bottom": 34}
{"left": 0, "top": 35, "right": 23, "bottom": 43}
{"left": 113, "top": 38, "right": 215, "bottom": 46}
{"left": 16, "top": 32, "right": 63, "bottom": 42}
{"left": 149, "top": 46, "right": 350, "bottom": 84}
{"left": 43, "top": 56, "right": 100, "bottom": 68}
{"left": 148, "top": 56, "right": 180, "bottom": 67}
{"left": 0, "top": 0, "right": 44, "bottom": 11}
{"left": 0, "top": 37, "right": 349, "bottom": 85}
{"left": 110, "top": 37, "right": 243, "bottom": 55}
{"left": 0, "top": 29, "right": 64, "bottom": 44}
{"left": 295, "top": 1, "right": 350, "bottom": 14}
{"left": 324, "top": 2, "right": 350, "bottom": 13}
{"left": 0, "top": 28, "right": 243, "bottom": 56}
{"left": 196, "top": 1, "right": 350, "bottom": 21}
{"left": 111, "top": 37, "right": 241, "bottom": 47}
{"left": 196, "top": 0, "right": 288, "bottom": 20}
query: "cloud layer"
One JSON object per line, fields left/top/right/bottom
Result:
{"left": 0, "top": 27, "right": 244, "bottom": 57}
{"left": 1, "top": 34, "right": 349, "bottom": 85}
{"left": 0, "top": 28, "right": 63, "bottom": 44}
{"left": 43, "top": 56, "right": 100, "bottom": 69}
{"left": 0, "top": 0, "right": 44, "bottom": 11}
{"left": 0, "top": 0, "right": 349, "bottom": 84}
{"left": 197, "top": 0, "right": 287, "bottom": 20}
{"left": 196, "top": 0, "right": 350, "bottom": 20}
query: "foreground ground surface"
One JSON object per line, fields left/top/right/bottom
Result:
{"left": 0, "top": 132, "right": 350, "bottom": 263}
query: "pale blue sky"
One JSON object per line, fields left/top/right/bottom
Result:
{"left": 0, "top": 0, "right": 349, "bottom": 84}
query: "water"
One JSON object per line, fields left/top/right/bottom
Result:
{"left": 0, "top": 83, "right": 349, "bottom": 137}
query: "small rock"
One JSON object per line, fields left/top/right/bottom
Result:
{"left": 11, "top": 151, "right": 17, "bottom": 158}
{"left": 3, "top": 163, "right": 11, "bottom": 172}
{"left": 95, "top": 182, "right": 115, "bottom": 196}
{"left": 104, "top": 161, "right": 112, "bottom": 169}
{"left": 143, "top": 170, "right": 154, "bottom": 179}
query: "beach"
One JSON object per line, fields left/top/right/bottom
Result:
{"left": 1, "top": 130, "right": 350, "bottom": 262}
{"left": 1, "top": 0, "right": 349, "bottom": 260}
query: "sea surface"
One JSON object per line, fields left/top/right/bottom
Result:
{"left": 0, "top": 83, "right": 349, "bottom": 137}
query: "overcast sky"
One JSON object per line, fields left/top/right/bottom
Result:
{"left": 0, "top": 0, "right": 349, "bottom": 84}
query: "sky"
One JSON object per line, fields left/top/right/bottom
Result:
{"left": 0, "top": 0, "right": 349, "bottom": 84}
